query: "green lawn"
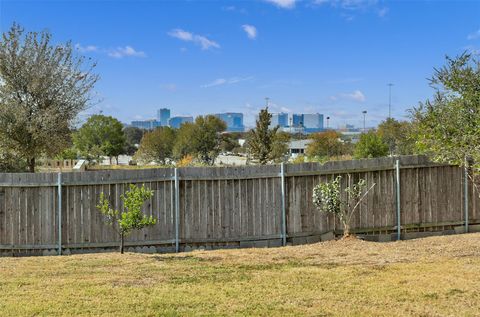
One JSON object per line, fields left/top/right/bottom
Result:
{"left": 1, "top": 234, "right": 480, "bottom": 316}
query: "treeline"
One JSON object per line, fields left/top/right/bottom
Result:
{"left": 0, "top": 23, "right": 478, "bottom": 172}
{"left": 301, "top": 117, "right": 416, "bottom": 163}
{"left": 57, "top": 108, "right": 291, "bottom": 167}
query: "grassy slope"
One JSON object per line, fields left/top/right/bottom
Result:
{"left": 1, "top": 234, "right": 480, "bottom": 316}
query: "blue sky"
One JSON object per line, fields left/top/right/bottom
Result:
{"left": 1, "top": 0, "right": 480, "bottom": 128}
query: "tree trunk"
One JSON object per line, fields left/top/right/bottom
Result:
{"left": 343, "top": 222, "right": 351, "bottom": 237}
{"left": 28, "top": 157, "right": 35, "bottom": 173}
{"left": 109, "top": 156, "right": 112, "bottom": 165}
{"left": 120, "top": 232, "right": 124, "bottom": 254}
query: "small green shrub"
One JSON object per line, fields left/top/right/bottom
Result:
{"left": 97, "top": 184, "right": 157, "bottom": 253}
{"left": 313, "top": 175, "right": 375, "bottom": 237}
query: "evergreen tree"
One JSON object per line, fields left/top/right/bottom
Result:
{"left": 247, "top": 107, "right": 279, "bottom": 164}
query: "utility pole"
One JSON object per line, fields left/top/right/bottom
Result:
{"left": 362, "top": 110, "right": 367, "bottom": 133}
{"left": 388, "top": 83, "right": 394, "bottom": 119}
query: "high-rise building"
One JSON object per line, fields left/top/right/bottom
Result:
{"left": 168, "top": 116, "right": 193, "bottom": 129}
{"left": 302, "top": 113, "right": 324, "bottom": 133}
{"left": 214, "top": 113, "right": 245, "bottom": 132}
{"left": 292, "top": 114, "right": 304, "bottom": 127}
{"left": 290, "top": 113, "right": 324, "bottom": 133}
{"left": 270, "top": 113, "right": 289, "bottom": 128}
{"left": 130, "top": 119, "right": 161, "bottom": 130}
{"left": 157, "top": 108, "right": 171, "bottom": 126}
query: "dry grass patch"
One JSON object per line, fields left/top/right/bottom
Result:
{"left": 1, "top": 234, "right": 480, "bottom": 316}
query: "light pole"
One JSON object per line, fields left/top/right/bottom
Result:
{"left": 388, "top": 83, "right": 394, "bottom": 119}
{"left": 265, "top": 97, "right": 270, "bottom": 108}
{"left": 362, "top": 110, "right": 367, "bottom": 133}
{"left": 326, "top": 116, "right": 330, "bottom": 130}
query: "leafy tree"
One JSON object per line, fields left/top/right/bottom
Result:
{"left": 247, "top": 107, "right": 279, "bottom": 164}
{"left": 306, "top": 131, "right": 346, "bottom": 159}
{"left": 219, "top": 133, "right": 241, "bottom": 153}
{"left": 193, "top": 115, "right": 226, "bottom": 164}
{"left": 313, "top": 175, "right": 375, "bottom": 237}
{"left": 135, "top": 127, "right": 176, "bottom": 164}
{"left": 97, "top": 184, "right": 156, "bottom": 254}
{"left": 123, "top": 127, "right": 145, "bottom": 155}
{"left": 173, "top": 116, "right": 226, "bottom": 165}
{"left": 0, "top": 150, "right": 27, "bottom": 172}
{"left": 354, "top": 131, "right": 389, "bottom": 159}
{"left": 410, "top": 53, "right": 480, "bottom": 169}
{"left": 173, "top": 122, "right": 197, "bottom": 161}
{"left": 56, "top": 147, "right": 78, "bottom": 160}
{"left": 377, "top": 118, "right": 415, "bottom": 155}
{"left": 270, "top": 131, "right": 290, "bottom": 163}
{"left": 73, "top": 114, "right": 126, "bottom": 164}
{"left": 0, "top": 23, "right": 98, "bottom": 172}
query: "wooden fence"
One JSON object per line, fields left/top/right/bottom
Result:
{"left": 0, "top": 155, "right": 476, "bottom": 256}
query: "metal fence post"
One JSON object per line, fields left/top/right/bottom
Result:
{"left": 174, "top": 168, "right": 180, "bottom": 252}
{"left": 57, "top": 172, "right": 62, "bottom": 255}
{"left": 395, "top": 159, "right": 401, "bottom": 241}
{"left": 464, "top": 165, "right": 469, "bottom": 233}
{"left": 280, "top": 163, "right": 287, "bottom": 246}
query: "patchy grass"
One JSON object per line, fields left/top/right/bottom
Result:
{"left": 2, "top": 234, "right": 480, "bottom": 316}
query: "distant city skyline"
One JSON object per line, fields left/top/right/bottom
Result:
{"left": 131, "top": 108, "right": 339, "bottom": 133}
{"left": 2, "top": 1, "right": 479, "bottom": 128}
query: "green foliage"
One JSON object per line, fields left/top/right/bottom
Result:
{"left": 135, "top": 127, "right": 176, "bottom": 165}
{"left": 377, "top": 118, "right": 416, "bottom": 155}
{"left": 55, "top": 145, "right": 77, "bottom": 160}
{"left": 123, "top": 127, "right": 145, "bottom": 155}
{"left": 0, "top": 150, "right": 28, "bottom": 172}
{"left": 410, "top": 53, "right": 480, "bottom": 168}
{"left": 313, "top": 176, "right": 342, "bottom": 216}
{"left": 97, "top": 184, "right": 156, "bottom": 253}
{"left": 194, "top": 115, "right": 227, "bottom": 164}
{"left": 354, "top": 131, "right": 389, "bottom": 159}
{"left": 173, "top": 115, "right": 226, "bottom": 165}
{"left": 306, "top": 131, "right": 348, "bottom": 160}
{"left": 219, "top": 133, "right": 241, "bottom": 153}
{"left": 73, "top": 114, "right": 126, "bottom": 163}
{"left": 270, "top": 131, "right": 291, "bottom": 163}
{"left": 313, "top": 175, "right": 375, "bottom": 236}
{"left": 0, "top": 23, "right": 98, "bottom": 172}
{"left": 247, "top": 107, "right": 281, "bottom": 164}
{"left": 292, "top": 154, "right": 305, "bottom": 164}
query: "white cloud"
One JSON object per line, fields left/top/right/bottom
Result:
{"left": 331, "top": 90, "right": 366, "bottom": 102}
{"left": 264, "top": 0, "right": 297, "bottom": 9}
{"left": 168, "top": 29, "right": 220, "bottom": 50}
{"left": 312, "top": 0, "right": 386, "bottom": 19}
{"left": 222, "top": 6, "right": 248, "bottom": 14}
{"left": 168, "top": 29, "right": 193, "bottom": 41}
{"left": 108, "top": 46, "right": 146, "bottom": 58}
{"left": 75, "top": 43, "right": 146, "bottom": 58}
{"left": 75, "top": 44, "right": 99, "bottom": 52}
{"left": 202, "top": 76, "right": 253, "bottom": 88}
{"left": 316, "top": 0, "right": 379, "bottom": 10}
{"left": 467, "top": 29, "right": 480, "bottom": 40}
{"left": 242, "top": 24, "right": 258, "bottom": 39}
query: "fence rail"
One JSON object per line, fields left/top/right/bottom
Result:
{"left": 0, "top": 155, "right": 476, "bottom": 256}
